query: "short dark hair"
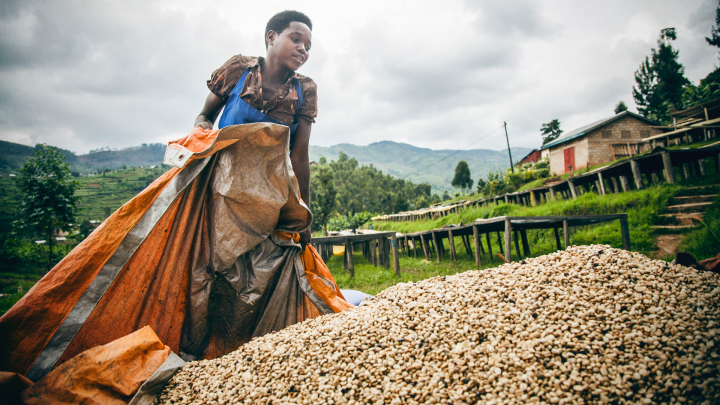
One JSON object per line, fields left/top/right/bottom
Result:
{"left": 265, "top": 10, "right": 312, "bottom": 48}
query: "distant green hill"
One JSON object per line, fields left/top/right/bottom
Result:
{"left": 310, "top": 141, "right": 531, "bottom": 194}
{"left": 0, "top": 139, "right": 530, "bottom": 193}
{"left": 0, "top": 141, "right": 165, "bottom": 175}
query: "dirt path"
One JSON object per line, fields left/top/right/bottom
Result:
{"left": 653, "top": 234, "right": 685, "bottom": 259}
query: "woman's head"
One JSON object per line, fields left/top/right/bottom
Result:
{"left": 265, "top": 10, "right": 312, "bottom": 71}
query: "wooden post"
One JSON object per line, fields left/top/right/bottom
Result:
{"left": 650, "top": 172, "right": 659, "bottom": 186}
{"left": 619, "top": 176, "right": 629, "bottom": 192}
{"left": 549, "top": 186, "right": 556, "bottom": 200}
{"left": 420, "top": 233, "right": 429, "bottom": 260}
{"left": 412, "top": 236, "right": 417, "bottom": 259}
{"left": 620, "top": 217, "right": 631, "bottom": 251}
{"left": 384, "top": 239, "right": 391, "bottom": 269}
{"left": 568, "top": 180, "right": 578, "bottom": 199}
{"left": 345, "top": 238, "right": 355, "bottom": 278}
{"left": 513, "top": 230, "right": 521, "bottom": 259}
{"left": 378, "top": 238, "right": 384, "bottom": 267}
{"left": 448, "top": 229, "right": 457, "bottom": 261}
{"left": 504, "top": 218, "right": 512, "bottom": 262}
{"left": 554, "top": 227, "right": 562, "bottom": 251}
{"left": 342, "top": 244, "right": 349, "bottom": 271}
{"left": 630, "top": 160, "right": 643, "bottom": 189}
{"left": 530, "top": 191, "right": 537, "bottom": 206}
{"left": 682, "top": 164, "right": 690, "bottom": 180}
{"left": 597, "top": 171, "right": 607, "bottom": 195}
{"left": 698, "top": 159, "right": 706, "bottom": 176}
{"left": 432, "top": 231, "right": 441, "bottom": 263}
{"left": 662, "top": 153, "right": 675, "bottom": 184}
{"left": 372, "top": 240, "right": 378, "bottom": 267}
{"left": 496, "top": 232, "right": 504, "bottom": 257}
{"left": 485, "top": 232, "right": 493, "bottom": 262}
{"left": 390, "top": 234, "right": 400, "bottom": 277}
{"left": 611, "top": 177, "right": 620, "bottom": 193}
{"left": 462, "top": 235, "right": 472, "bottom": 257}
{"left": 563, "top": 219, "right": 570, "bottom": 249}
{"left": 520, "top": 229, "right": 531, "bottom": 257}
{"left": 473, "top": 225, "right": 482, "bottom": 268}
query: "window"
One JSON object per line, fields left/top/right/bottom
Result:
{"left": 621, "top": 130, "right": 632, "bottom": 139}
{"left": 601, "top": 130, "right": 612, "bottom": 139}
{"left": 640, "top": 130, "right": 650, "bottom": 138}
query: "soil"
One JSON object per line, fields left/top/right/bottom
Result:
{"left": 653, "top": 234, "right": 685, "bottom": 259}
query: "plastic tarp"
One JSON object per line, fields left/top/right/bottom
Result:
{"left": 0, "top": 123, "right": 353, "bottom": 383}
{"left": 21, "top": 326, "right": 177, "bottom": 405}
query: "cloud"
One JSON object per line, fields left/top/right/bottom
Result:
{"left": 0, "top": 0, "right": 717, "bottom": 154}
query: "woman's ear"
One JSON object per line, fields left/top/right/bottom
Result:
{"left": 266, "top": 30, "right": 276, "bottom": 47}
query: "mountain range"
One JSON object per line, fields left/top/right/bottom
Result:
{"left": 0, "top": 139, "right": 531, "bottom": 194}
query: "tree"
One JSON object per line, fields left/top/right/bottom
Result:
{"left": 442, "top": 190, "right": 450, "bottom": 201}
{"left": 540, "top": 119, "right": 563, "bottom": 145}
{"left": 633, "top": 28, "right": 690, "bottom": 123}
{"left": 309, "top": 164, "right": 336, "bottom": 234}
{"left": 707, "top": 1, "right": 720, "bottom": 49}
{"left": 14, "top": 144, "right": 80, "bottom": 271}
{"left": 614, "top": 101, "right": 628, "bottom": 114}
{"left": 451, "top": 161, "right": 473, "bottom": 194}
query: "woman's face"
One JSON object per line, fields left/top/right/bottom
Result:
{"left": 266, "top": 21, "right": 312, "bottom": 72}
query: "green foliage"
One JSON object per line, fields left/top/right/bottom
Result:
{"left": 327, "top": 211, "right": 374, "bottom": 232}
{"left": 310, "top": 152, "right": 432, "bottom": 218}
{"left": 451, "top": 161, "right": 473, "bottom": 194}
{"left": 309, "top": 163, "right": 336, "bottom": 232}
{"left": 540, "top": 119, "right": 563, "bottom": 145}
{"left": 707, "top": 1, "right": 720, "bottom": 49}
{"left": 614, "top": 101, "right": 628, "bottom": 114}
{"left": 14, "top": 145, "right": 80, "bottom": 271}
{"left": 679, "top": 195, "right": 720, "bottom": 260}
{"left": 681, "top": 81, "right": 720, "bottom": 108}
{"left": 633, "top": 28, "right": 690, "bottom": 124}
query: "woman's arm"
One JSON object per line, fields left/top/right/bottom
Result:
{"left": 194, "top": 91, "right": 225, "bottom": 130}
{"left": 290, "top": 117, "right": 313, "bottom": 248}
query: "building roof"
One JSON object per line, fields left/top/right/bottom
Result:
{"left": 517, "top": 149, "right": 539, "bottom": 163}
{"left": 540, "top": 111, "right": 660, "bottom": 150}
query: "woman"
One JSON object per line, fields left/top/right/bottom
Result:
{"left": 0, "top": 10, "right": 352, "bottom": 382}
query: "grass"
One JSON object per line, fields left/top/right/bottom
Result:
{"left": 678, "top": 194, "right": 720, "bottom": 260}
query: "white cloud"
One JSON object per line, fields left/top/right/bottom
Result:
{"left": 0, "top": 0, "right": 716, "bottom": 153}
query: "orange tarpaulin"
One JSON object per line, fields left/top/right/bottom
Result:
{"left": 0, "top": 123, "right": 352, "bottom": 382}
{"left": 21, "top": 326, "right": 171, "bottom": 405}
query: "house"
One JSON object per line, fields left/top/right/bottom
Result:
{"left": 517, "top": 149, "right": 542, "bottom": 166}
{"left": 540, "top": 111, "right": 662, "bottom": 175}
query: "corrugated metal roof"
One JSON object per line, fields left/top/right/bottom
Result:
{"left": 540, "top": 111, "right": 660, "bottom": 150}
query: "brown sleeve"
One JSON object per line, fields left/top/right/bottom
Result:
{"left": 298, "top": 78, "right": 318, "bottom": 122}
{"left": 207, "top": 54, "right": 255, "bottom": 101}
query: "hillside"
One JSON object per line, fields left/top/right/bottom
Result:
{"left": 0, "top": 141, "right": 165, "bottom": 176}
{"left": 310, "top": 141, "right": 531, "bottom": 194}
{"left": 0, "top": 139, "right": 530, "bottom": 193}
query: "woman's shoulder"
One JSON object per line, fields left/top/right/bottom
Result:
{"left": 294, "top": 73, "right": 317, "bottom": 95}
{"left": 217, "top": 53, "right": 259, "bottom": 74}
{"left": 208, "top": 53, "right": 259, "bottom": 99}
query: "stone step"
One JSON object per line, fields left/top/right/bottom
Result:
{"left": 660, "top": 213, "right": 703, "bottom": 226}
{"left": 652, "top": 224, "right": 699, "bottom": 230}
{"left": 671, "top": 195, "right": 717, "bottom": 204}
{"left": 665, "top": 202, "right": 713, "bottom": 214}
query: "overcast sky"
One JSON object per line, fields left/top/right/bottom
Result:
{"left": 0, "top": 0, "right": 717, "bottom": 154}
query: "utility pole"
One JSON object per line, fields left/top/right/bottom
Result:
{"left": 504, "top": 122, "right": 514, "bottom": 173}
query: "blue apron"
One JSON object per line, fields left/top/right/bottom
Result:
{"left": 218, "top": 67, "right": 303, "bottom": 136}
